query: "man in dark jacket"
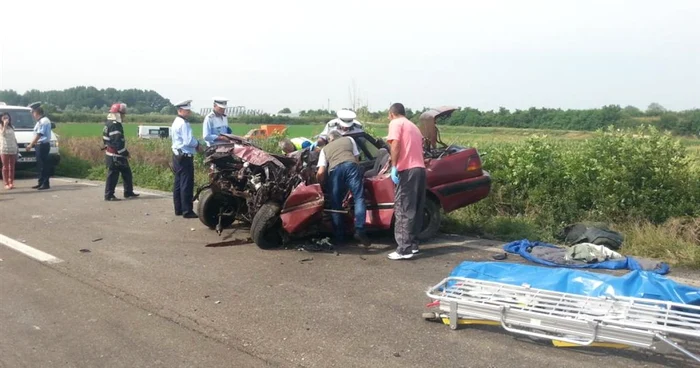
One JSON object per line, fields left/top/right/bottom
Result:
{"left": 103, "top": 103, "right": 139, "bottom": 201}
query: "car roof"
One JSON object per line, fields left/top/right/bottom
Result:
{"left": 0, "top": 102, "right": 31, "bottom": 111}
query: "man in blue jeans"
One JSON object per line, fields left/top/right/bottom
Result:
{"left": 316, "top": 130, "right": 371, "bottom": 247}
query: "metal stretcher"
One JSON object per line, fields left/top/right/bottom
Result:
{"left": 424, "top": 276, "right": 700, "bottom": 363}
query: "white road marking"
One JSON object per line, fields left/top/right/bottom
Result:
{"left": 0, "top": 234, "right": 64, "bottom": 264}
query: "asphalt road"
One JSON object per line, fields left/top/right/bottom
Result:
{"left": 0, "top": 177, "right": 697, "bottom": 368}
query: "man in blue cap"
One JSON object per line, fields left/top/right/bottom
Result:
{"left": 202, "top": 97, "right": 232, "bottom": 146}
{"left": 171, "top": 100, "right": 201, "bottom": 218}
{"left": 26, "top": 102, "right": 54, "bottom": 190}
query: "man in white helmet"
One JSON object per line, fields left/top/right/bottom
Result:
{"left": 320, "top": 109, "right": 363, "bottom": 136}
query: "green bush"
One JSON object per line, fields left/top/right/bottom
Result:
{"left": 449, "top": 126, "right": 700, "bottom": 237}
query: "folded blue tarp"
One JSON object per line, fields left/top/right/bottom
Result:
{"left": 449, "top": 261, "right": 700, "bottom": 305}
{"left": 503, "top": 239, "right": 670, "bottom": 275}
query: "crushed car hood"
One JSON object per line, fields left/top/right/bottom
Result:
{"left": 209, "top": 134, "right": 285, "bottom": 168}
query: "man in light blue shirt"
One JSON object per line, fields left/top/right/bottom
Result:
{"left": 26, "top": 102, "right": 54, "bottom": 190}
{"left": 171, "top": 100, "right": 201, "bottom": 218}
{"left": 202, "top": 97, "right": 232, "bottom": 146}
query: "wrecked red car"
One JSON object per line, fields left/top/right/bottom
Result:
{"left": 194, "top": 107, "right": 491, "bottom": 249}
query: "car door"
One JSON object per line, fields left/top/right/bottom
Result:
{"left": 280, "top": 182, "right": 326, "bottom": 234}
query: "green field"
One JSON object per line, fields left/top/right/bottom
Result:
{"left": 55, "top": 122, "right": 700, "bottom": 153}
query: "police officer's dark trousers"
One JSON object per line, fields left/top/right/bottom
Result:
{"left": 36, "top": 142, "right": 51, "bottom": 187}
{"left": 173, "top": 154, "right": 194, "bottom": 215}
{"left": 105, "top": 155, "right": 134, "bottom": 198}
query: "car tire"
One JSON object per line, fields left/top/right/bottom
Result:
{"left": 250, "top": 202, "right": 283, "bottom": 249}
{"left": 197, "top": 188, "right": 236, "bottom": 230}
{"left": 417, "top": 199, "right": 442, "bottom": 241}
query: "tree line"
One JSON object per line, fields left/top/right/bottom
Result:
{"left": 349, "top": 104, "right": 699, "bottom": 136}
{"left": 0, "top": 87, "right": 174, "bottom": 114}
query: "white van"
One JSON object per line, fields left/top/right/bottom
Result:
{"left": 0, "top": 103, "right": 60, "bottom": 170}
{"left": 138, "top": 125, "right": 172, "bottom": 139}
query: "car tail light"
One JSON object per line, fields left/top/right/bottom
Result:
{"left": 466, "top": 154, "right": 482, "bottom": 172}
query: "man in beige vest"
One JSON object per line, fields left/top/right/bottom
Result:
{"left": 316, "top": 130, "right": 371, "bottom": 247}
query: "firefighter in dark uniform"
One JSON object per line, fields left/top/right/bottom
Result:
{"left": 103, "top": 103, "right": 139, "bottom": 201}
{"left": 171, "top": 100, "right": 201, "bottom": 218}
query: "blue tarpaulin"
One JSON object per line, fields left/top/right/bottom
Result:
{"left": 503, "top": 239, "right": 670, "bottom": 275}
{"left": 449, "top": 261, "right": 700, "bottom": 305}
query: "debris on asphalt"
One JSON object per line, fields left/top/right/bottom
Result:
{"left": 359, "top": 256, "right": 367, "bottom": 261}
{"left": 297, "top": 237, "right": 334, "bottom": 252}
{"left": 31, "top": 215, "right": 42, "bottom": 219}
{"left": 215, "top": 300, "right": 221, "bottom": 304}
{"left": 79, "top": 249, "right": 91, "bottom": 253}
{"left": 92, "top": 238, "right": 103, "bottom": 242}
{"left": 299, "top": 257, "right": 314, "bottom": 263}
{"left": 393, "top": 352, "right": 401, "bottom": 357}
{"left": 205, "top": 238, "right": 253, "bottom": 247}
{"left": 0, "top": 258, "right": 3, "bottom": 262}
{"left": 204, "top": 295, "right": 210, "bottom": 299}
{"left": 492, "top": 253, "right": 508, "bottom": 261}
{"left": 190, "top": 228, "right": 195, "bottom": 231}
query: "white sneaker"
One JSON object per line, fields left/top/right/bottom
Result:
{"left": 388, "top": 251, "right": 414, "bottom": 260}
{"left": 412, "top": 249, "right": 420, "bottom": 254}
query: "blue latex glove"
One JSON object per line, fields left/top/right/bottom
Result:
{"left": 390, "top": 166, "right": 399, "bottom": 184}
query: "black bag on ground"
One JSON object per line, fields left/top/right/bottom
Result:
{"left": 559, "top": 223, "right": 624, "bottom": 250}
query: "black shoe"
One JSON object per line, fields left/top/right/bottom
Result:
{"left": 105, "top": 196, "right": 121, "bottom": 201}
{"left": 354, "top": 232, "right": 372, "bottom": 247}
{"left": 37, "top": 185, "right": 50, "bottom": 190}
{"left": 31, "top": 184, "right": 41, "bottom": 189}
{"left": 124, "top": 192, "right": 140, "bottom": 199}
{"left": 183, "top": 212, "right": 198, "bottom": 219}
{"left": 175, "top": 212, "right": 183, "bottom": 216}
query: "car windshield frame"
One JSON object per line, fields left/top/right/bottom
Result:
{"left": 0, "top": 108, "right": 36, "bottom": 130}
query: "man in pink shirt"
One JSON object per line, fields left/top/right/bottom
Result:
{"left": 385, "top": 103, "right": 426, "bottom": 260}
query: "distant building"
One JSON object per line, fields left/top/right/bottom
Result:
{"left": 199, "top": 106, "right": 263, "bottom": 116}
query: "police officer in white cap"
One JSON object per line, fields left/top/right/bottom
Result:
{"left": 171, "top": 100, "right": 201, "bottom": 218}
{"left": 202, "top": 97, "right": 232, "bottom": 146}
{"left": 26, "top": 102, "right": 54, "bottom": 190}
{"left": 320, "top": 109, "right": 364, "bottom": 136}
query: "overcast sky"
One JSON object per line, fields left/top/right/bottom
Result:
{"left": 1, "top": 0, "right": 698, "bottom": 113}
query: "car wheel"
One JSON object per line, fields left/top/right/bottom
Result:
{"left": 417, "top": 199, "right": 442, "bottom": 241}
{"left": 197, "top": 189, "right": 236, "bottom": 230}
{"left": 250, "top": 202, "right": 283, "bottom": 249}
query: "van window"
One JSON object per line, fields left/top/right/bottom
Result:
{"left": 0, "top": 109, "right": 35, "bottom": 130}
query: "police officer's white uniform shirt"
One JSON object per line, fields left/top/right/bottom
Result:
{"left": 203, "top": 112, "right": 228, "bottom": 146}
{"left": 171, "top": 116, "right": 199, "bottom": 155}
{"left": 33, "top": 116, "right": 52, "bottom": 144}
{"left": 320, "top": 118, "right": 341, "bottom": 136}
